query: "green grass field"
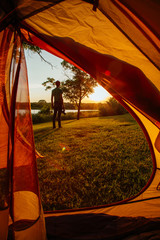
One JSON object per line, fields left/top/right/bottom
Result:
{"left": 33, "top": 114, "right": 153, "bottom": 211}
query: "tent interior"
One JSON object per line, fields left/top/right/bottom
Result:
{"left": 0, "top": 0, "right": 160, "bottom": 239}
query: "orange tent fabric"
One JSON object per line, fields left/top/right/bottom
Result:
{"left": 0, "top": 0, "right": 160, "bottom": 239}
{"left": 0, "top": 28, "right": 46, "bottom": 239}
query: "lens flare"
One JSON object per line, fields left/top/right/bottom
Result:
{"left": 59, "top": 143, "right": 70, "bottom": 151}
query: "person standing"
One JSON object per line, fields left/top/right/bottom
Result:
{"left": 51, "top": 81, "right": 64, "bottom": 128}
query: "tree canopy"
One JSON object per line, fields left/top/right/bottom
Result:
{"left": 42, "top": 60, "right": 97, "bottom": 119}
{"left": 23, "top": 42, "right": 54, "bottom": 68}
{"left": 42, "top": 77, "right": 56, "bottom": 91}
{"left": 61, "top": 60, "right": 97, "bottom": 119}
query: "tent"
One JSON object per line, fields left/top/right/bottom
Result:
{"left": 0, "top": 0, "right": 160, "bottom": 239}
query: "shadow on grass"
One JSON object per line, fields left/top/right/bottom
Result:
{"left": 34, "top": 121, "right": 74, "bottom": 142}
{"left": 34, "top": 128, "right": 54, "bottom": 142}
{"left": 63, "top": 119, "right": 77, "bottom": 125}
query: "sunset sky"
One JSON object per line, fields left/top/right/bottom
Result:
{"left": 25, "top": 49, "right": 111, "bottom": 103}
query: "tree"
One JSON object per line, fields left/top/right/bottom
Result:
{"left": 38, "top": 99, "right": 47, "bottom": 105}
{"left": 23, "top": 42, "right": 54, "bottom": 68}
{"left": 42, "top": 77, "right": 56, "bottom": 90}
{"left": 61, "top": 61, "right": 97, "bottom": 120}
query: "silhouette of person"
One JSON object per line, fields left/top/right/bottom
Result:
{"left": 51, "top": 81, "right": 64, "bottom": 128}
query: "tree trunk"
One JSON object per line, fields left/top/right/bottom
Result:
{"left": 77, "top": 98, "right": 81, "bottom": 120}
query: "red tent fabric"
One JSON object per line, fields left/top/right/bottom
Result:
{"left": 0, "top": 1, "right": 160, "bottom": 239}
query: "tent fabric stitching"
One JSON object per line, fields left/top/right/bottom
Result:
{"left": 99, "top": 2, "right": 160, "bottom": 71}
{"left": 112, "top": 0, "right": 160, "bottom": 52}
{"left": 119, "top": 0, "right": 160, "bottom": 39}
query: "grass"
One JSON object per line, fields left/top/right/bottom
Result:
{"left": 33, "top": 114, "right": 153, "bottom": 211}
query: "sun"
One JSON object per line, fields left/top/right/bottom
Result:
{"left": 89, "top": 85, "right": 111, "bottom": 102}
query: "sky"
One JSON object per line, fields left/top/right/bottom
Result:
{"left": 25, "top": 49, "right": 111, "bottom": 103}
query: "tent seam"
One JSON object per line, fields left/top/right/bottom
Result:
{"left": 98, "top": 2, "right": 160, "bottom": 71}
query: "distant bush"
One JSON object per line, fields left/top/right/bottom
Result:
{"left": 32, "top": 100, "right": 127, "bottom": 124}
{"left": 32, "top": 111, "right": 99, "bottom": 124}
{"left": 32, "top": 112, "right": 77, "bottom": 124}
{"left": 80, "top": 111, "right": 99, "bottom": 118}
{"left": 99, "top": 97, "right": 127, "bottom": 116}
{"left": 39, "top": 104, "right": 50, "bottom": 114}
{"left": 32, "top": 113, "right": 52, "bottom": 124}
{"left": 99, "top": 104, "right": 113, "bottom": 116}
{"left": 61, "top": 112, "right": 77, "bottom": 120}
{"left": 31, "top": 100, "right": 49, "bottom": 109}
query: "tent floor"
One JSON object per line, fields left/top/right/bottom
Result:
{"left": 45, "top": 213, "right": 160, "bottom": 240}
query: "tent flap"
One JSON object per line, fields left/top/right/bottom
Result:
{"left": 0, "top": 0, "right": 160, "bottom": 239}
{"left": 0, "top": 27, "right": 46, "bottom": 239}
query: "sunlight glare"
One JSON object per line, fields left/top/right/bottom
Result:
{"left": 89, "top": 85, "right": 111, "bottom": 102}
